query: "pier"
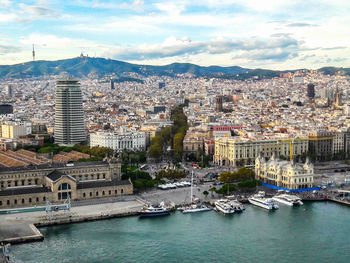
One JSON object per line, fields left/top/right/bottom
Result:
{"left": 0, "top": 198, "right": 144, "bottom": 245}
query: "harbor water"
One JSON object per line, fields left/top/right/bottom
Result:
{"left": 10, "top": 202, "right": 350, "bottom": 263}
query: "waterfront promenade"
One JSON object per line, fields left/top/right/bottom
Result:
{"left": 1, "top": 181, "right": 349, "bottom": 244}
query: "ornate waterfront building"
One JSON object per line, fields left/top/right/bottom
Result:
{"left": 0, "top": 157, "right": 133, "bottom": 208}
{"left": 255, "top": 153, "right": 314, "bottom": 190}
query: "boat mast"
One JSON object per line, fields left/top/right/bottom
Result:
{"left": 191, "top": 170, "right": 193, "bottom": 203}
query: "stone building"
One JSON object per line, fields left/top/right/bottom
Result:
{"left": 0, "top": 157, "right": 133, "bottom": 208}
{"left": 255, "top": 153, "right": 314, "bottom": 190}
{"left": 214, "top": 136, "right": 308, "bottom": 166}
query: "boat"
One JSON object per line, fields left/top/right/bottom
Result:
{"left": 214, "top": 199, "right": 235, "bottom": 214}
{"left": 182, "top": 204, "right": 211, "bottom": 213}
{"left": 225, "top": 195, "right": 245, "bottom": 212}
{"left": 181, "top": 171, "right": 211, "bottom": 213}
{"left": 230, "top": 200, "right": 245, "bottom": 212}
{"left": 272, "top": 194, "right": 303, "bottom": 206}
{"left": 248, "top": 192, "right": 279, "bottom": 210}
{"left": 139, "top": 202, "right": 171, "bottom": 217}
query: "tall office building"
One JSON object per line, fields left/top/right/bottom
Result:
{"left": 215, "top": 95, "right": 223, "bottom": 112}
{"left": 307, "top": 83, "right": 315, "bottom": 99}
{"left": 6, "top": 85, "right": 13, "bottom": 98}
{"left": 54, "top": 80, "right": 85, "bottom": 146}
{"left": 110, "top": 79, "right": 115, "bottom": 90}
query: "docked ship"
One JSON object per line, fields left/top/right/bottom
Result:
{"left": 230, "top": 200, "right": 245, "bottom": 212}
{"left": 139, "top": 202, "right": 171, "bottom": 217}
{"left": 214, "top": 199, "right": 235, "bottom": 214}
{"left": 272, "top": 194, "right": 303, "bottom": 206}
{"left": 226, "top": 195, "right": 245, "bottom": 212}
{"left": 182, "top": 204, "right": 211, "bottom": 213}
{"left": 248, "top": 192, "right": 279, "bottom": 210}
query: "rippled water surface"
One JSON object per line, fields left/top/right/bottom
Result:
{"left": 11, "top": 202, "right": 350, "bottom": 263}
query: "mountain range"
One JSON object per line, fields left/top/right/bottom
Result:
{"left": 0, "top": 57, "right": 348, "bottom": 79}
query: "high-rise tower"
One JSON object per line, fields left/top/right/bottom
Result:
{"left": 307, "top": 83, "right": 315, "bottom": 99}
{"left": 215, "top": 95, "right": 223, "bottom": 112}
{"left": 54, "top": 80, "right": 85, "bottom": 146}
{"left": 6, "top": 85, "right": 13, "bottom": 98}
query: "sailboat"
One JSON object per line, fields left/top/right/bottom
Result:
{"left": 181, "top": 171, "right": 211, "bottom": 213}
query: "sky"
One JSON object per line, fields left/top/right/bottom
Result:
{"left": 0, "top": 0, "right": 349, "bottom": 69}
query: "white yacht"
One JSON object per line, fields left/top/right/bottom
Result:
{"left": 230, "top": 200, "right": 245, "bottom": 212}
{"left": 139, "top": 202, "right": 171, "bottom": 217}
{"left": 214, "top": 199, "right": 235, "bottom": 214}
{"left": 248, "top": 192, "right": 279, "bottom": 210}
{"left": 272, "top": 194, "right": 303, "bottom": 206}
{"left": 226, "top": 195, "right": 245, "bottom": 212}
{"left": 182, "top": 204, "right": 211, "bottom": 213}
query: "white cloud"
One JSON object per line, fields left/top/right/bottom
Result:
{"left": 0, "top": 0, "right": 11, "bottom": 8}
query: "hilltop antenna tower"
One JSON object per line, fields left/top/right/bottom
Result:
{"left": 32, "top": 44, "right": 35, "bottom": 61}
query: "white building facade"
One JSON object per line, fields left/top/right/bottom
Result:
{"left": 90, "top": 131, "right": 146, "bottom": 152}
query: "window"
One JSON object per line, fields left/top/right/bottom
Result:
{"left": 59, "top": 183, "right": 71, "bottom": 190}
{"left": 36, "top": 197, "right": 39, "bottom": 202}
{"left": 109, "top": 190, "right": 111, "bottom": 195}
{"left": 28, "top": 179, "right": 32, "bottom": 185}
{"left": 102, "top": 191, "right": 105, "bottom": 196}
{"left": 83, "top": 193, "right": 86, "bottom": 198}
{"left": 121, "top": 189, "right": 124, "bottom": 194}
{"left": 96, "top": 191, "right": 99, "bottom": 196}
{"left": 35, "top": 179, "right": 38, "bottom": 185}
{"left": 43, "top": 197, "right": 46, "bottom": 201}
{"left": 14, "top": 200, "right": 17, "bottom": 205}
{"left": 21, "top": 180, "right": 25, "bottom": 186}
{"left": 29, "top": 198, "right": 32, "bottom": 203}
{"left": 90, "top": 192, "right": 92, "bottom": 197}
{"left": 58, "top": 183, "right": 72, "bottom": 200}
{"left": 7, "top": 181, "right": 11, "bottom": 187}
{"left": 115, "top": 190, "right": 118, "bottom": 195}
{"left": 7, "top": 200, "right": 10, "bottom": 205}
{"left": 0, "top": 201, "right": 2, "bottom": 206}
{"left": 0, "top": 181, "right": 3, "bottom": 188}
{"left": 22, "top": 199, "right": 25, "bottom": 204}
{"left": 14, "top": 180, "right": 18, "bottom": 186}
{"left": 103, "top": 174, "right": 106, "bottom": 179}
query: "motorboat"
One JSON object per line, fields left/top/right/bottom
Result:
{"left": 214, "top": 199, "right": 235, "bottom": 214}
{"left": 248, "top": 192, "right": 279, "bottom": 210}
{"left": 139, "top": 203, "right": 170, "bottom": 217}
{"left": 182, "top": 204, "right": 211, "bottom": 213}
{"left": 272, "top": 194, "right": 303, "bottom": 206}
{"left": 230, "top": 200, "right": 245, "bottom": 212}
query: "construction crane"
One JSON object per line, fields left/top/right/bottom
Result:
{"left": 283, "top": 136, "right": 334, "bottom": 161}
{"left": 281, "top": 138, "right": 308, "bottom": 161}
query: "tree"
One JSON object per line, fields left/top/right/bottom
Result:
{"left": 216, "top": 184, "right": 236, "bottom": 195}
{"left": 236, "top": 167, "right": 255, "bottom": 180}
{"left": 173, "top": 132, "right": 184, "bottom": 162}
{"left": 149, "top": 144, "right": 162, "bottom": 159}
{"left": 236, "top": 159, "right": 245, "bottom": 167}
{"left": 203, "top": 190, "right": 209, "bottom": 198}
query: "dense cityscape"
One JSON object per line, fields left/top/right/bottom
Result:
{"left": 0, "top": 0, "right": 350, "bottom": 262}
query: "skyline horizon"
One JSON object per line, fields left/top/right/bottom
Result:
{"left": 0, "top": 1, "right": 349, "bottom": 70}
{"left": 1, "top": 54, "right": 349, "bottom": 71}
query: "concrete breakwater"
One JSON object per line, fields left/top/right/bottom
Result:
{"left": 0, "top": 224, "right": 43, "bottom": 244}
